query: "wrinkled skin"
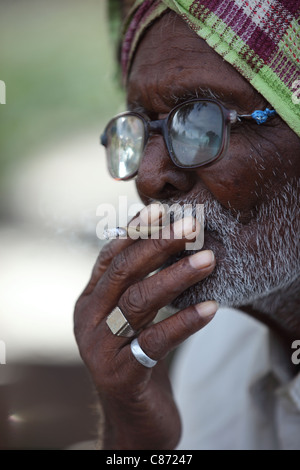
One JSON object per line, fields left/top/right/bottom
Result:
{"left": 74, "top": 12, "right": 300, "bottom": 449}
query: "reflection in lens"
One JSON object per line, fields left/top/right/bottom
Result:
{"left": 106, "top": 115, "right": 144, "bottom": 179}
{"left": 169, "top": 102, "right": 223, "bottom": 167}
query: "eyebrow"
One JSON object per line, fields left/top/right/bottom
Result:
{"left": 167, "top": 87, "right": 224, "bottom": 104}
{"left": 128, "top": 86, "right": 235, "bottom": 114}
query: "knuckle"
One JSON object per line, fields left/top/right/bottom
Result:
{"left": 73, "top": 331, "right": 112, "bottom": 387}
{"left": 141, "top": 324, "right": 167, "bottom": 359}
{"left": 97, "top": 243, "right": 116, "bottom": 271}
{"left": 165, "top": 267, "right": 181, "bottom": 290}
{"left": 73, "top": 322, "right": 91, "bottom": 363}
{"left": 73, "top": 295, "right": 102, "bottom": 343}
{"left": 107, "top": 251, "right": 129, "bottom": 283}
{"left": 73, "top": 315, "right": 81, "bottom": 341}
{"left": 177, "top": 309, "right": 199, "bottom": 334}
{"left": 120, "top": 283, "right": 147, "bottom": 315}
{"left": 73, "top": 295, "right": 87, "bottom": 339}
{"left": 73, "top": 323, "right": 82, "bottom": 345}
{"left": 150, "top": 236, "right": 172, "bottom": 254}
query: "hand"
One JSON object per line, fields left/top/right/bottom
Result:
{"left": 74, "top": 209, "right": 217, "bottom": 450}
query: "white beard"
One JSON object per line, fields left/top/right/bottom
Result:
{"left": 160, "top": 178, "right": 300, "bottom": 316}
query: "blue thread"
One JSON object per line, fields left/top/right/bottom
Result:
{"left": 251, "top": 108, "right": 276, "bottom": 124}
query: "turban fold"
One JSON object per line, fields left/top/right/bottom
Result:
{"left": 121, "top": 0, "right": 300, "bottom": 136}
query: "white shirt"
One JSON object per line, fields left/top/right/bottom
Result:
{"left": 170, "top": 307, "right": 300, "bottom": 450}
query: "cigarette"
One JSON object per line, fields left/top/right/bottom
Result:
{"left": 103, "top": 225, "right": 164, "bottom": 240}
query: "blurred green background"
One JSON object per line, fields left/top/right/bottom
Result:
{"left": 0, "top": 0, "right": 123, "bottom": 183}
{"left": 0, "top": 0, "right": 140, "bottom": 449}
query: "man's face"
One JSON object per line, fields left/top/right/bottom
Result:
{"left": 126, "top": 12, "right": 300, "bottom": 317}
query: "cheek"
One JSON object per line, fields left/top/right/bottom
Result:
{"left": 196, "top": 128, "right": 300, "bottom": 219}
{"left": 196, "top": 140, "right": 270, "bottom": 215}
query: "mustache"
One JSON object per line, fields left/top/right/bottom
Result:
{"left": 152, "top": 178, "right": 300, "bottom": 315}
{"left": 156, "top": 188, "right": 243, "bottom": 244}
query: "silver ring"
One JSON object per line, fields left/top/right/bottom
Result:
{"left": 106, "top": 307, "right": 136, "bottom": 337}
{"left": 130, "top": 338, "right": 157, "bottom": 368}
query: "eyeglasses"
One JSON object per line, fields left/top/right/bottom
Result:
{"left": 101, "top": 99, "right": 276, "bottom": 180}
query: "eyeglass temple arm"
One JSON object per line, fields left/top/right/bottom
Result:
{"left": 237, "top": 108, "right": 277, "bottom": 125}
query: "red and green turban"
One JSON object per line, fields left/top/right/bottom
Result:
{"left": 120, "top": 0, "right": 300, "bottom": 136}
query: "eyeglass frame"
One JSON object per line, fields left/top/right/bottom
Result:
{"left": 101, "top": 98, "right": 276, "bottom": 180}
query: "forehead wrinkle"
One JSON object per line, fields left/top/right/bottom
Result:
{"left": 128, "top": 67, "right": 250, "bottom": 114}
{"left": 127, "top": 13, "right": 268, "bottom": 114}
{"left": 129, "top": 51, "right": 263, "bottom": 115}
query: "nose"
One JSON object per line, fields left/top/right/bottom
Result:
{"left": 135, "top": 135, "right": 197, "bottom": 203}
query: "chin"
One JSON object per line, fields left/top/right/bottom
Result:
{"left": 170, "top": 263, "right": 248, "bottom": 311}
{"left": 162, "top": 179, "right": 299, "bottom": 317}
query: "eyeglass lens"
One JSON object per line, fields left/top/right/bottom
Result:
{"left": 106, "top": 115, "right": 145, "bottom": 179}
{"left": 168, "top": 101, "right": 224, "bottom": 167}
{"left": 104, "top": 101, "right": 225, "bottom": 179}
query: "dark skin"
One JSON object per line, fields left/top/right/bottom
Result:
{"left": 74, "top": 12, "right": 300, "bottom": 449}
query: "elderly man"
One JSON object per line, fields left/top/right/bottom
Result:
{"left": 74, "top": 0, "right": 300, "bottom": 450}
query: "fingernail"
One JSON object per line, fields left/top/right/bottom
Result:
{"left": 196, "top": 301, "right": 219, "bottom": 319}
{"left": 189, "top": 250, "right": 215, "bottom": 269}
{"left": 173, "top": 216, "right": 200, "bottom": 238}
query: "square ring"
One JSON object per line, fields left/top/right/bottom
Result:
{"left": 106, "top": 307, "right": 136, "bottom": 337}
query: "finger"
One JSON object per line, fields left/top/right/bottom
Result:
{"left": 82, "top": 238, "right": 135, "bottom": 296}
{"left": 90, "top": 217, "right": 201, "bottom": 316}
{"left": 78, "top": 301, "right": 218, "bottom": 391}
{"left": 81, "top": 203, "right": 165, "bottom": 296}
{"left": 127, "top": 301, "right": 219, "bottom": 369}
{"left": 118, "top": 249, "right": 215, "bottom": 331}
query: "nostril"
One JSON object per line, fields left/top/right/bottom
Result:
{"left": 136, "top": 135, "right": 197, "bottom": 200}
{"left": 156, "top": 182, "right": 194, "bottom": 202}
{"left": 163, "top": 182, "right": 180, "bottom": 197}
